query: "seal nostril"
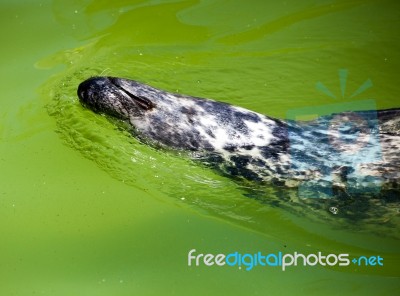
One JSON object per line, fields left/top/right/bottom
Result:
{"left": 78, "top": 89, "right": 85, "bottom": 100}
{"left": 77, "top": 84, "right": 88, "bottom": 103}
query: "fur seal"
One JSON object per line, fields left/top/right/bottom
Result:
{"left": 77, "top": 76, "right": 400, "bottom": 200}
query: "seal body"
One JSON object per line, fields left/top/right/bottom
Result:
{"left": 77, "top": 77, "right": 400, "bottom": 198}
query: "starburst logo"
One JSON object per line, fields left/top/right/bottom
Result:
{"left": 286, "top": 68, "right": 382, "bottom": 200}
{"left": 315, "top": 70, "right": 376, "bottom": 155}
{"left": 315, "top": 69, "right": 373, "bottom": 100}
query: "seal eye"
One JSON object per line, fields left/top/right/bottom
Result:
{"left": 110, "top": 78, "right": 155, "bottom": 111}
{"left": 127, "top": 93, "right": 155, "bottom": 111}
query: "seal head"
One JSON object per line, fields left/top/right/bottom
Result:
{"left": 78, "top": 77, "right": 154, "bottom": 120}
{"left": 78, "top": 76, "right": 285, "bottom": 153}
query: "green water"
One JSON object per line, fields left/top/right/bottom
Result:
{"left": 1, "top": 0, "right": 399, "bottom": 295}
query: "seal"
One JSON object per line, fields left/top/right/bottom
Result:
{"left": 77, "top": 76, "right": 400, "bottom": 199}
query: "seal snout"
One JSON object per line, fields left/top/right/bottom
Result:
{"left": 77, "top": 77, "right": 110, "bottom": 105}
{"left": 77, "top": 76, "right": 120, "bottom": 116}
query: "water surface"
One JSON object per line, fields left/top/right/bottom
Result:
{"left": 1, "top": 0, "right": 399, "bottom": 295}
